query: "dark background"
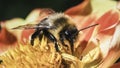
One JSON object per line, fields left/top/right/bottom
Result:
{"left": 0, "top": 0, "right": 83, "bottom": 21}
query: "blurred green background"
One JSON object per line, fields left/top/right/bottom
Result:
{"left": 0, "top": 0, "right": 83, "bottom": 21}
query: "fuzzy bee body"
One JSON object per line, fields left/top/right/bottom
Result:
{"left": 30, "top": 13, "right": 79, "bottom": 53}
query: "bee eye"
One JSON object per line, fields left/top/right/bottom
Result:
{"left": 64, "top": 28, "right": 78, "bottom": 40}
{"left": 65, "top": 30, "right": 69, "bottom": 35}
{"left": 64, "top": 29, "right": 72, "bottom": 36}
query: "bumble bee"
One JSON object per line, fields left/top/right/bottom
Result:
{"left": 12, "top": 10, "right": 98, "bottom": 54}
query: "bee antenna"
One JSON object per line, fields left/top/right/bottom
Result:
{"left": 78, "top": 23, "right": 98, "bottom": 32}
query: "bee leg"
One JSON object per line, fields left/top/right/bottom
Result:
{"left": 43, "top": 30, "right": 60, "bottom": 52}
{"left": 64, "top": 30, "right": 74, "bottom": 54}
{"left": 67, "top": 37, "right": 74, "bottom": 53}
{"left": 31, "top": 29, "right": 41, "bottom": 45}
{"left": 59, "top": 33, "right": 68, "bottom": 47}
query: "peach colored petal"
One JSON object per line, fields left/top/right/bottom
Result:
{"left": 0, "top": 18, "right": 24, "bottom": 52}
{"left": 96, "top": 10, "right": 119, "bottom": 32}
{"left": 26, "top": 8, "right": 55, "bottom": 24}
{"left": 4, "top": 18, "right": 25, "bottom": 40}
{"left": 110, "top": 62, "right": 120, "bottom": 68}
{"left": 0, "top": 27, "right": 17, "bottom": 53}
{"left": 21, "top": 29, "right": 34, "bottom": 44}
{"left": 97, "top": 22, "right": 120, "bottom": 68}
{"left": 99, "top": 49, "right": 120, "bottom": 68}
{"left": 65, "top": 0, "right": 91, "bottom": 16}
{"left": 75, "top": 9, "right": 120, "bottom": 61}
{"left": 0, "top": 27, "right": 17, "bottom": 45}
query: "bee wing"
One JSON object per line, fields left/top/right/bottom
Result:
{"left": 12, "top": 24, "right": 38, "bottom": 29}
{"left": 12, "top": 23, "right": 53, "bottom": 30}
